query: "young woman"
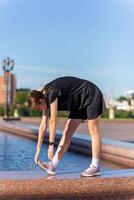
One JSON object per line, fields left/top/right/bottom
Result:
{"left": 27, "top": 76, "right": 106, "bottom": 176}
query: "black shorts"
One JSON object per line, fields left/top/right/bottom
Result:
{"left": 68, "top": 87, "right": 106, "bottom": 120}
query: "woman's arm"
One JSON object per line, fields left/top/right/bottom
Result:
{"left": 37, "top": 115, "right": 48, "bottom": 150}
{"left": 49, "top": 98, "right": 58, "bottom": 143}
{"left": 34, "top": 109, "right": 49, "bottom": 163}
{"left": 48, "top": 98, "right": 58, "bottom": 160}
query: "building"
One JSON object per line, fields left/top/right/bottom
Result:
{"left": 0, "top": 72, "right": 16, "bottom": 105}
{"left": 106, "top": 89, "right": 134, "bottom": 112}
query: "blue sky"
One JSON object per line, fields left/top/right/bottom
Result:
{"left": 0, "top": 0, "right": 134, "bottom": 98}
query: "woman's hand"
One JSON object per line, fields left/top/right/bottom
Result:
{"left": 34, "top": 148, "right": 40, "bottom": 164}
{"left": 48, "top": 145, "right": 54, "bottom": 161}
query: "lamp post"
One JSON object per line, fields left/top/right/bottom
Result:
{"left": 2, "top": 57, "right": 14, "bottom": 119}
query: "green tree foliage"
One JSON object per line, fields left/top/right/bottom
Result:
{"left": 0, "top": 106, "right": 4, "bottom": 116}
{"left": 16, "top": 88, "right": 30, "bottom": 105}
{"left": 15, "top": 88, "right": 42, "bottom": 116}
{"left": 18, "top": 105, "right": 30, "bottom": 116}
{"left": 116, "top": 96, "right": 127, "bottom": 102}
{"left": 29, "top": 109, "right": 42, "bottom": 117}
{"left": 101, "top": 109, "right": 109, "bottom": 118}
{"left": 58, "top": 111, "right": 69, "bottom": 118}
{"left": 115, "top": 110, "right": 134, "bottom": 118}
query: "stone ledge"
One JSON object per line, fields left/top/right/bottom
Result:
{"left": 0, "top": 176, "right": 133, "bottom": 200}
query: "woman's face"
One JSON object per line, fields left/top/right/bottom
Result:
{"left": 35, "top": 99, "right": 47, "bottom": 111}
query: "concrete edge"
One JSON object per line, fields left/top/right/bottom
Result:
{"left": 0, "top": 176, "right": 133, "bottom": 199}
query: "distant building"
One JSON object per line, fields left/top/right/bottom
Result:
{"left": 116, "top": 100, "right": 131, "bottom": 111}
{"left": 125, "top": 90, "right": 134, "bottom": 99}
{"left": 0, "top": 72, "right": 16, "bottom": 105}
{"left": 106, "top": 89, "right": 134, "bottom": 111}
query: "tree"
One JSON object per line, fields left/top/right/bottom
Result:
{"left": 116, "top": 96, "right": 127, "bottom": 102}
{"left": 16, "top": 88, "right": 30, "bottom": 105}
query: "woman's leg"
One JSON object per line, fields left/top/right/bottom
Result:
{"left": 88, "top": 117, "right": 101, "bottom": 160}
{"left": 39, "top": 119, "right": 82, "bottom": 174}
{"left": 54, "top": 118, "right": 82, "bottom": 161}
{"left": 81, "top": 117, "right": 101, "bottom": 176}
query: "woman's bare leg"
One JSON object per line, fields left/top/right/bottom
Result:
{"left": 87, "top": 117, "right": 101, "bottom": 159}
{"left": 54, "top": 119, "right": 82, "bottom": 160}
{"left": 40, "top": 119, "right": 82, "bottom": 174}
{"left": 81, "top": 117, "right": 101, "bottom": 176}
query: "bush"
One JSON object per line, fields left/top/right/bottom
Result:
{"left": 0, "top": 106, "right": 4, "bottom": 116}
{"left": 29, "top": 109, "right": 42, "bottom": 117}
{"left": 101, "top": 109, "right": 134, "bottom": 119}
{"left": 18, "top": 106, "right": 30, "bottom": 116}
{"left": 16, "top": 89, "right": 30, "bottom": 105}
{"left": 101, "top": 109, "right": 109, "bottom": 118}
{"left": 115, "top": 110, "right": 134, "bottom": 118}
{"left": 58, "top": 111, "right": 69, "bottom": 118}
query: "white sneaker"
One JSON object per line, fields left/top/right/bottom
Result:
{"left": 37, "top": 160, "right": 56, "bottom": 175}
{"left": 81, "top": 165, "right": 101, "bottom": 177}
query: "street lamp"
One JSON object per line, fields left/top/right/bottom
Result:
{"left": 2, "top": 57, "right": 14, "bottom": 119}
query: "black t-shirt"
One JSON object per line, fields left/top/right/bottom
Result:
{"left": 44, "top": 76, "right": 97, "bottom": 111}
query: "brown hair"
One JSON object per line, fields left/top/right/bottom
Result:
{"left": 27, "top": 90, "right": 44, "bottom": 108}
